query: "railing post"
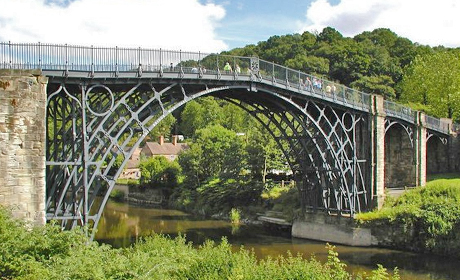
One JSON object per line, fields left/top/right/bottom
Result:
{"left": 38, "top": 42, "right": 42, "bottom": 69}
{"left": 285, "top": 68, "right": 289, "bottom": 88}
{"left": 298, "top": 71, "right": 301, "bottom": 91}
{"left": 115, "top": 46, "right": 119, "bottom": 77}
{"left": 179, "top": 50, "right": 184, "bottom": 78}
{"left": 216, "top": 54, "right": 221, "bottom": 79}
{"left": 159, "top": 48, "right": 163, "bottom": 77}
{"left": 8, "top": 41, "right": 11, "bottom": 69}
{"left": 90, "top": 45, "right": 94, "bottom": 78}
{"left": 64, "top": 44, "right": 69, "bottom": 77}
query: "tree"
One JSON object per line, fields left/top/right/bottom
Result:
{"left": 148, "top": 114, "right": 176, "bottom": 142}
{"left": 285, "top": 55, "right": 329, "bottom": 77}
{"left": 245, "top": 125, "right": 287, "bottom": 183}
{"left": 350, "top": 75, "right": 395, "bottom": 99}
{"left": 179, "top": 97, "right": 224, "bottom": 137}
{"left": 398, "top": 50, "right": 460, "bottom": 120}
{"left": 178, "top": 124, "right": 247, "bottom": 188}
{"left": 139, "top": 156, "right": 181, "bottom": 189}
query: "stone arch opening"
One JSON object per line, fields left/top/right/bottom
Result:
{"left": 384, "top": 122, "right": 415, "bottom": 188}
{"left": 426, "top": 135, "right": 448, "bottom": 174}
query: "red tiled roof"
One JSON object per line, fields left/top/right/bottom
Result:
{"left": 142, "top": 142, "right": 189, "bottom": 156}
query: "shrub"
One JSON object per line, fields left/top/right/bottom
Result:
{"left": 109, "top": 189, "right": 125, "bottom": 202}
{"left": 356, "top": 177, "right": 460, "bottom": 256}
{"left": 0, "top": 206, "right": 400, "bottom": 280}
{"left": 230, "top": 208, "right": 241, "bottom": 225}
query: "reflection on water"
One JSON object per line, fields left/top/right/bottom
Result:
{"left": 95, "top": 200, "right": 458, "bottom": 280}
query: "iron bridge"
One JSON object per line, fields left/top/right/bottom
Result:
{"left": 0, "top": 42, "right": 451, "bottom": 238}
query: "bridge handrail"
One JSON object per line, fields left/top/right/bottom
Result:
{"left": 256, "top": 58, "right": 371, "bottom": 110}
{"left": 425, "top": 115, "right": 450, "bottom": 134}
{"left": 384, "top": 100, "right": 417, "bottom": 123}
{"left": 0, "top": 42, "right": 451, "bottom": 134}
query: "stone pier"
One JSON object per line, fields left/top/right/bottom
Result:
{"left": 370, "top": 94, "right": 386, "bottom": 209}
{"left": 0, "top": 69, "right": 48, "bottom": 226}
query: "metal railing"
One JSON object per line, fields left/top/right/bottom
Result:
{"left": 0, "top": 42, "right": 452, "bottom": 134}
{"left": 425, "top": 115, "right": 450, "bottom": 134}
{"left": 384, "top": 100, "right": 417, "bottom": 123}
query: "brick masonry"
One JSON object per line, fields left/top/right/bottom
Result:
{"left": 0, "top": 69, "right": 47, "bottom": 226}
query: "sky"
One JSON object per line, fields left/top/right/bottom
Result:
{"left": 0, "top": 0, "right": 459, "bottom": 53}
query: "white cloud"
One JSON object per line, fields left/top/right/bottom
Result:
{"left": 299, "top": 0, "right": 460, "bottom": 47}
{"left": 0, "top": 0, "right": 228, "bottom": 53}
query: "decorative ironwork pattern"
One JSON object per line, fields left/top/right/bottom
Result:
{"left": 0, "top": 42, "right": 451, "bottom": 135}
{"left": 384, "top": 118, "right": 415, "bottom": 148}
{"left": 0, "top": 42, "right": 452, "bottom": 238}
{"left": 45, "top": 75, "right": 370, "bottom": 238}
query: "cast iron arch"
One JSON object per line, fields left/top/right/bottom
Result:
{"left": 46, "top": 80, "right": 369, "bottom": 238}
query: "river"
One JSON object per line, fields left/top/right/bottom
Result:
{"left": 95, "top": 200, "right": 459, "bottom": 280}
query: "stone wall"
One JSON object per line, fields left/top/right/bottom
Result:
{"left": 426, "top": 137, "right": 450, "bottom": 174}
{"left": 384, "top": 125, "right": 416, "bottom": 188}
{"left": 448, "top": 131, "right": 460, "bottom": 172}
{"left": 292, "top": 213, "right": 373, "bottom": 246}
{"left": 0, "top": 69, "right": 48, "bottom": 226}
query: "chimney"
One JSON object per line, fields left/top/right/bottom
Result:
{"left": 159, "top": 135, "right": 164, "bottom": 145}
{"left": 172, "top": 135, "right": 178, "bottom": 146}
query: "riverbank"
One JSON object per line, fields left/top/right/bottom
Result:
{"left": 94, "top": 199, "right": 460, "bottom": 279}
{"left": 2, "top": 205, "right": 407, "bottom": 280}
{"left": 355, "top": 176, "right": 460, "bottom": 258}
{"left": 115, "top": 176, "right": 460, "bottom": 259}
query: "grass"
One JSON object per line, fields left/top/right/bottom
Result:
{"left": 115, "top": 178, "right": 140, "bottom": 185}
{"left": 356, "top": 174, "right": 460, "bottom": 257}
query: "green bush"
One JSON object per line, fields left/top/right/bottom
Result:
{"left": 356, "top": 177, "right": 460, "bottom": 256}
{"left": 0, "top": 206, "right": 400, "bottom": 280}
{"left": 109, "top": 189, "right": 125, "bottom": 202}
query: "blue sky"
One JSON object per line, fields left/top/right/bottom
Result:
{"left": 0, "top": 0, "right": 459, "bottom": 52}
{"left": 210, "top": 0, "right": 314, "bottom": 48}
{"left": 209, "top": 0, "right": 340, "bottom": 49}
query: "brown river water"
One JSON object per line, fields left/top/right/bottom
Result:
{"left": 95, "top": 200, "right": 459, "bottom": 280}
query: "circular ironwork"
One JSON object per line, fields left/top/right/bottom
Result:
{"left": 85, "top": 85, "right": 114, "bottom": 117}
{"left": 342, "top": 112, "right": 354, "bottom": 132}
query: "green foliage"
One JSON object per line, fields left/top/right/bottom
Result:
{"left": 192, "top": 177, "right": 263, "bottom": 215}
{"left": 399, "top": 49, "right": 460, "bottom": 120}
{"left": 109, "top": 189, "right": 125, "bottom": 202}
{"left": 139, "top": 156, "right": 181, "bottom": 189}
{"left": 179, "top": 97, "right": 224, "bottom": 137}
{"left": 179, "top": 124, "right": 247, "bottom": 184}
{"left": 269, "top": 185, "right": 301, "bottom": 222}
{"left": 148, "top": 114, "right": 177, "bottom": 140}
{"left": 350, "top": 75, "right": 395, "bottom": 99}
{"left": 229, "top": 208, "right": 241, "bottom": 225}
{"left": 115, "top": 178, "right": 140, "bottom": 185}
{"left": 356, "top": 177, "right": 460, "bottom": 256}
{"left": 0, "top": 207, "right": 401, "bottom": 280}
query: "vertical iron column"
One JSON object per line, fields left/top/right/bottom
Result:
{"left": 80, "top": 84, "right": 89, "bottom": 230}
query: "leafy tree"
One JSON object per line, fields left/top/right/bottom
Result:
{"left": 245, "top": 125, "right": 287, "bottom": 182}
{"left": 139, "top": 156, "right": 181, "bottom": 189}
{"left": 179, "top": 124, "right": 246, "bottom": 182}
{"left": 147, "top": 114, "right": 176, "bottom": 142}
{"left": 258, "top": 34, "right": 305, "bottom": 64}
{"left": 350, "top": 75, "right": 395, "bottom": 99}
{"left": 285, "top": 55, "right": 329, "bottom": 77}
{"left": 399, "top": 50, "right": 460, "bottom": 120}
{"left": 221, "top": 102, "right": 250, "bottom": 132}
{"left": 179, "top": 97, "right": 224, "bottom": 137}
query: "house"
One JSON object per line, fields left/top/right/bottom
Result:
{"left": 141, "top": 135, "right": 189, "bottom": 161}
{"left": 118, "top": 146, "right": 142, "bottom": 180}
{"left": 119, "top": 135, "right": 188, "bottom": 180}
